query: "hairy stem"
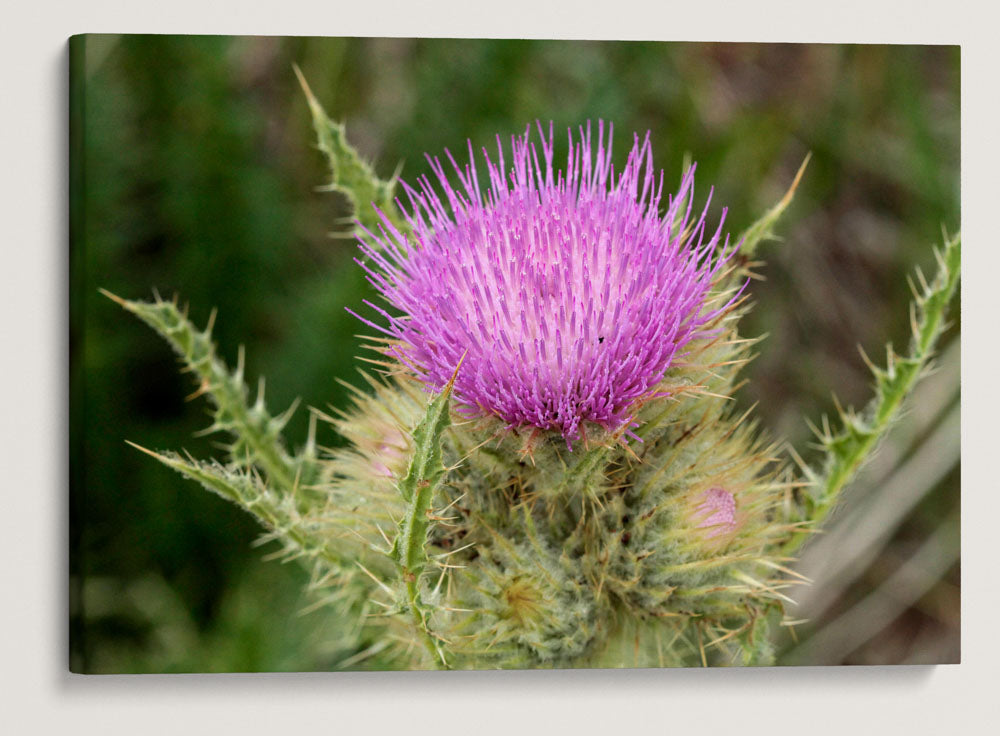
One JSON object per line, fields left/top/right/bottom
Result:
{"left": 391, "top": 365, "right": 461, "bottom": 669}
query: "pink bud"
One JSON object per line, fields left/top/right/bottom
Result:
{"left": 695, "top": 487, "right": 737, "bottom": 538}
{"left": 371, "top": 431, "right": 406, "bottom": 478}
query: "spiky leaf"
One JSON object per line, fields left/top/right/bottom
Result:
{"left": 295, "top": 66, "right": 405, "bottom": 239}
{"left": 784, "top": 231, "right": 961, "bottom": 554}
{"left": 123, "top": 442, "right": 339, "bottom": 568}
{"left": 736, "top": 154, "right": 811, "bottom": 260}
{"left": 103, "top": 290, "right": 304, "bottom": 491}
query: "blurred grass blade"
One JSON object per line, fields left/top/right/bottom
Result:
{"left": 784, "top": 231, "right": 961, "bottom": 555}
{"left": 295, "top": 65, "right": 406, "bottom": 238}
{"left": 103, "top": 290, "right": 300, "bottom": 491}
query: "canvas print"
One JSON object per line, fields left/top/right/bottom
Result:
{"left": 69, "top": 36, "right": 960, "bottom": 672}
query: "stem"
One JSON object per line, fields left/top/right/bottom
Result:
{"left": 783, "top": 232, "right": 961, "bottom": 555}
{"left": 406, "top": 578, "right": 447, "bottom": 669}
{"left": 390, "top": 363, "right": 462, "bottom": 669}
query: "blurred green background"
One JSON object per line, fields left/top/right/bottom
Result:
{"left": 69, "top": 36, "right": 960, "bottom": 672}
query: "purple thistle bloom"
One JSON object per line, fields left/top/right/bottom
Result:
{"left": 352, "top": 122, "right": 737, "bottom": 444}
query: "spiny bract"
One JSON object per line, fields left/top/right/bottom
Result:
{"left": 324, "top": 301, "right": 797, "bottom": 668}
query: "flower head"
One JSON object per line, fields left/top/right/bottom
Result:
{"left": 353, "top": 122, "right": 737, "bottom": 443}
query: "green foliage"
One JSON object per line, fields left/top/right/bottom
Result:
{"left": 783, "top": 231, "right": 962, "bottom": 555}
{"left": 736, "top": 153, "right": 811, "bottom": 260}
{"left": 101, "top": 291, "right": 305, "bottom": 491}
{"left": 295, "top": 65, "right": 405, "bottom": 239}
{"left": 390, "top": 371, "right": 458, "bottom": 669}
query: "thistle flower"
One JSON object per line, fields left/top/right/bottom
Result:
{"left": 110, "top": 79, "right": 962, "bottom": 671}
{"left": 353, "top": 122, "right": 738, "bottom": 443}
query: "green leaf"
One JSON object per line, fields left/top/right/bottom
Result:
{"left": 783, "top": 230, "right": 961, "bottom": 554}
{"left": 125, "top": 441, "right": 351, "bottom": 589}
{"left": 736, "top": 153, "right": 811, "bottom": 260}
{"left": 125, "top": 442, "right": 263, "bottom": 507}
{"left": 295, "top": 65, "right": 407, "bottom": 240}
{"left": 393, "top": 384, "right": 454, "bottom": 574}
{"left": 103, "top": 290, "right": 301, "bottom": 492}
